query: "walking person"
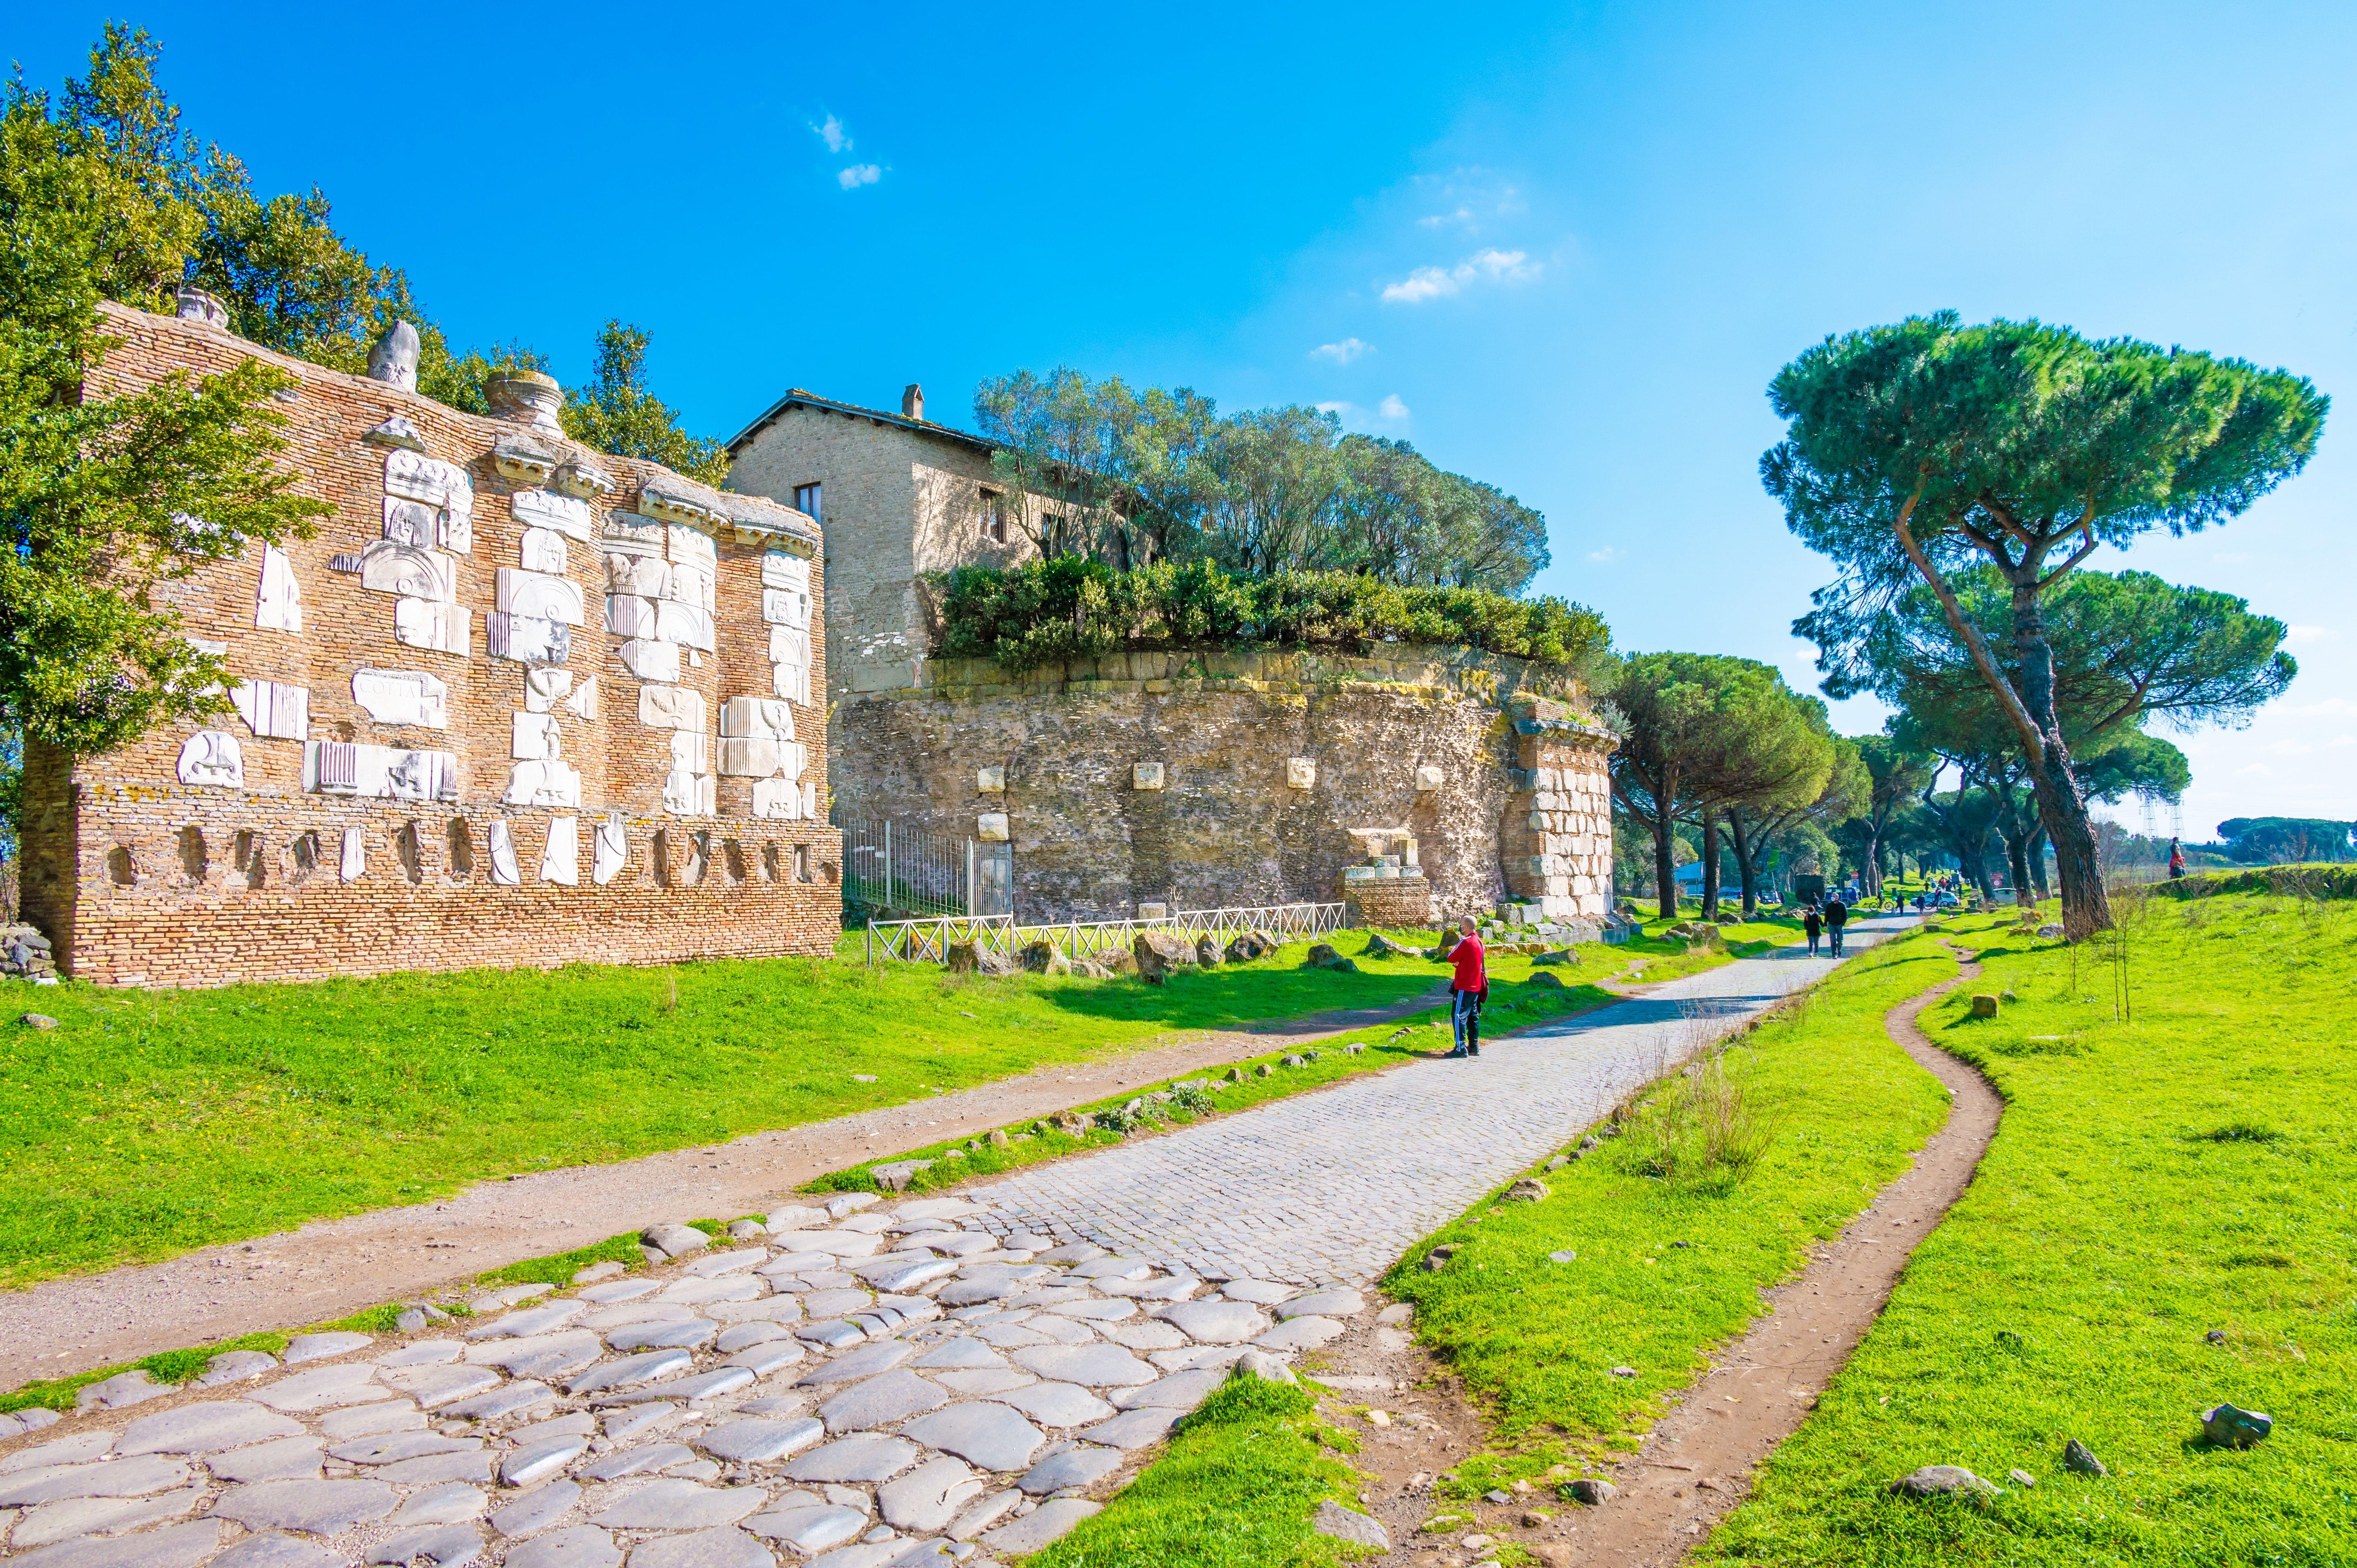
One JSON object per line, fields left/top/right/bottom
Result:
{"left": 1802, "top": 902, "right": 1823, "bottom": 957}
{"left": 1824, "top": 894, "right": 1849, "bottom": 957}
{"left": 2168, "top": 837, "right": 2186, "bottom": 880}
{"left": 1447, "top": 916, "right": 1486, "bottom": 1058}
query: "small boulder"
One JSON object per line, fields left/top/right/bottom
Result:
{"left": 2008, "top": 1468, "right": 2036, "bottom": 1489}
{"left": 1891, "top": 1465, "right": 1998, "bottom": 1499}
{"left": 1134, "top": 931, "right": 1193, "bottom": 984}
{"left": 1224, "top": 1066, "right": 1248, "bottom": 1083}
{"left": 1969, "top": 994, "right": 2000, "bottom": 1019}
{"left": 1362, "top": 932, "right": 1405, "bottom": 959}
{"left": 1505, "top": 1178, "right": 1550, "bottom": 1202}
{"left": 20, "top": 1013, "right": 57, "bottom": 1029}
{"left": 1530, "top": 950, "right": 1578, "bottom": 967}
{"left": 1564, "top": 1478, "right": 1616, "bottom": 1506}
{"left": 1304, "top": 942, "right": 1358, "bottom": 973}
{"left": 1101, "top": 950, "right": 1138, "bottom": 976}
{"left": 641, "top": 1222, "right": 710, "bottom": 1259}
{"left": 2062, "top": 1437, "right": 2108, "bottom": 1476}
{"left": 1019, "top": 940, "right": 1071, "bottom": 975}
{"left": 2038, "top": 922, "right": 2066, "bottom": 938}
{"left": 1195, "top": 935, "right": 1223, "bottom": 968}
{"left": 1233, "top": 1350, "right": 1297, "bottom": 1385}
{"left": 1225, "top": 930, "right": 1278, "bottom": 963}
{"left": 1421, "top": 1243, "right": 1458, "bottom": 1273}
{"left": 1073, "top": 958, "right": 1115, "bottom": 979}
{"left": 1525, "top": 971, "right": 1567, "bottom": 990}
{"left": 871, "top": 1158, "right": 934, "bottom": 1191}
{"left": 988, "top": 1129, "right": 1010, "bottom": 1148}
{"left": 948, "top": 941, "right": 1018, "bottom": 977}
{"left": 2201, "top": 1402, "right": 2272, "bottom": 1449}
{"left": 1311, "top": 1500, "right": 1389, "bottom": 1551}
{"left": 2204, "top": 1329, "right": 2227, "bottom": 1345}
{"left": 1281, "top": 1053, "right": 1307, "bottom": 1068}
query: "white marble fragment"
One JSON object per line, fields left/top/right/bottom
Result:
{"left": 593, "top": 818, "right": 628, "bottom": 885}
{"left": 504, "top": 759, "right": 583, "bottom": 809}
{"left": 339, "top": 826, "right": 365, "bottom": 883}
{"left": 512, "top": 713, "right": 562, "bottom": 762}
{"left": 670, "top": 731, "right": 709, "bottom": 774}
{"left": 620, "top": 639, "right": 682, "bottom": 683}
{"left": 606, "top": 553, "right": 668, "bottom": 597}
{"left": 663, "top": 564, "right": 714, "bottom": 611}
{"left": 663, "top": 768, "right": 713, "bottom": 817}
{"left": 563, "top": 675, "right": 600, "bottom": 720}
{"left": 1286, "top": 757, "right": 1317, "bottom": 789}
{"left": 520, "top": 528, "right": 569, "bottom": 575}
{"left": 257, "top": 543, "right": 303, "bottom": 631}
{"left": 352, "top": 669, "right": 450, "bottom": 728}
{"left": 719, "top": 738, "right": 781, "bottom": 779}
{"left": 358, "top": 542, "right": 457, "bottom": 603}
{"left": 762, "top": 588, "right": 812, "bottom": 628}
{"left": 511, "top": 489, "right": 594, "bottom": 543}
{"left": 720, "top": 697, "right": 794, "bottom": 741}
{"left": 386, "top": 450, "right": 474, "bottom": 518}
{"left": 177, "top": 731, "right": 245, "bottom": 789}
{"left": 667, "top": 524, "right": 718, "bottom": 569}
{"left": 607, "top": 596, "right": 659, "bottom": 639}
{"left": 761, "top": 551, "right": 810, "bottom": 591}
{"left": 655, "top": 600, "right": 715, "bottom": 651}
{"left": 497, "top": 568, "right": 585, "bottom": 626}
{"left": 233, "top": 680, "right": 310, "bottom": 741}
{"left": 751, "top": 778, "right": 802, "bottom": 820}
{"left": 524, "top": 669, "right": 573, "bottom": 713}
{"left": 640, "top": 685, "right": 707, "bottom": 731}
{"left": 542, "top": 816, "right": 579, "bottom": 886}
{"left": 394, "top": 599, "right": 470, "bottom": 657}
{"left": 488, "top": 613, "right": 571, "bottom": 666}
{"left": 602, "top": 512, "right": 665, "bottom": 556}
{"left": 977, "top": 813, "right": 1010, "bottom": 842}
{"left": 489, "top": 820, "right": 522, "bottom": 886}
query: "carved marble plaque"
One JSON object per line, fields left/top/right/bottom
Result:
{"left": 394, "top": 599, "right": 470, "bottom": 657}
{"left": 359, "top": 541, "right": 457, "bottom": 602}
{"left": 496, "top": 567, "right": 585, "bottom": 626}
{"left": 383, "top": 498, "right": 438, "bottom": 548}
{"left": 1286, "top": 757, "right": 1318, "bottom": 789}
{"left": 232, "top": 679, "right": 310, "bottom": 741}
{"left": 593, "top": 817, "right": 628, "bottom": 885}
{"left": 663, "top": 563, "right": 714, "bottom": 611}
{"left": 601, "top": 512, "right": 666, "bottom": 557}
{"left": 606, "top": 595, "right": 659, "bottom": 639}
{"left": 751, "top": 776, "right": 800, "bottom": 819}
{"left": 502, "top": 758, "right": 582, "bottom": 808}
{"left": 511, "top": 488, "right": 594, "bottom": 543}
{"left": 802, "top": 779, "right": 817, "bottom": 819}
{"left": 771, "top": 659, "right": 811, "bottom": 706}
{"left": 667, "top": 524, "right": 717, "bottom": 570}
{"left": 306, "top": 740, "right": 459, "bottom": 801}
{"left": 654, "top": 600, "right": 715, "bottom": 651}
{"left": 605, "top": 553, "right": 668, "bottom": 597}
{"left": 257, "top": 544, "right": 303, "bottom": 632}
{"left": 563, "top": 675, "right": 600, "bottom": 720}
{"left": 364, "top": 673, "right": 458, "bottom": 735}
{"left": 761, "top": 551, "right": 810, "bottom": 592}
{"left": 768, "top": 626, "right": 810, "bottom": 667}
{"left": 488, "top": 612, "right": 571, "bottom": 666}
{"left": 523, "top": 668, "right": 573, "bottom": 713}
{"left": 520, "top": 528, "right": 569, "bottom": 575}
{"left": 177, "top": 730, "right": 246, "bottom": 788}
{"left": 619, "top": 638, "right": 681, "bottom": 683}
{"left": 541, "top": 815, "right": 579, "bottom": 886}
{"left": 488, "top": 819, "right": 522, "bottom": 885}
{"left": 718, "top": 736, "right": 781, "bottom": 778}
{"left": 1414, "top": 764, "right": 1444, "bottom": 791}
{"left": 662, "top": 767, "right": 714, "bottom": 816}
{"left": 639, "top": 685, "right": 707, "bottom": 732}
{"left": 385, "top": 450, "right": 474, "bottom": 517}
{"left": 339, "top": 825, "right": 366, "bottom": 883}
{"left": 492, "top": 437, "right": 559, "bottom": 486}
{"left": 512, "top": 712, "right": 561, "bottom": 761}
{"left": 761, "top": 587, "right": 812, "bottom": 629}
{"left": 719, "top": 696, "right": 793, "bottom": 740}
{"left": 670, "top": 730, "right": 709, "bottom": 774}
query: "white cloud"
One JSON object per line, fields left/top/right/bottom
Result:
{"left": 1587, "top": 546, "right": 1625, "bottom": 564}
{"left": 838, "top": 164, "right": 882, "bottom": 190}
{"left": 2286, "top": 624, "right": 2338, "bottom": 644}
{"left": 2212, "top": 551, "right": 2252, "bottom": 565}
{"left": 1380, "top": 248, "right": 1539, "bottom": 304}
{"left": 1417, "top": 207, "right": 1474, "bottom": 230}
{"left": 2235, "top": 763, "right": 2274, "bottom": 777}
{"left": 2281, "top": 696, "right": 2357, "bottom": 717}
{"left": 1315, "top": 397, "right": 1410, "bottom": 430}
{"left": 1310, "top": 337, "right": 1370, "bottom": 365}
{"left": 2270, "top": 739, "right": 2315, "bottom": 756}
{"left": 2331, "top": 735, "right": 2357, "bottom": 748}
{"left": 1377, "top": 394, "right": 1409, "bottom": 420}
{"left": 815, "top": 115, "right": 851, "bottom": 153}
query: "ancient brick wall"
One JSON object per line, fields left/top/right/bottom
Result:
{"left": 20, "top": 302, "right": 842, "bottom": 988}
{"left": 832, "top": 647, "right": 1616, "bottom": 927}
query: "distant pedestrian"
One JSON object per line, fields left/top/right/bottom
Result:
{"left": 1802, "top": 904, "right": 1823, "bottom": 956}
{"left": 1825, "top": 896, "right": 1849, "bottom": 956}
{"left": 1447, "top": 916, "right": 1486, "bottom": 1058}
{"left": 2169, "top": 837, "right": 2186, "bottom": 880}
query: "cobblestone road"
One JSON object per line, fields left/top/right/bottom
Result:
{"left": 965, "top": 920, "right": 1907, "bottom": 1286}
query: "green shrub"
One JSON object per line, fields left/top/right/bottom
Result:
{"left": 935, "top": 558, "right": 1611, "bottom": 673}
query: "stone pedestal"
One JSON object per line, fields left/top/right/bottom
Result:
{"left": 1499, "top": 696, "right": 1616, "bottom": 922}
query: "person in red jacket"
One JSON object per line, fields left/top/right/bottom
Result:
{"left": 1448, "top": 916, "right": 1487, "bottom": 1058}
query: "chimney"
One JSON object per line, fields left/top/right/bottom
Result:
{"left": 901, "top": 383, "right": 924, "bottom": 421}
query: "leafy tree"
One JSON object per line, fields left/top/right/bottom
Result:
{"left": 1677, "top": 668, "right": 1848, "bottom": 917}
{"left": 1850, "top": 735, "right": 1936, "bottom": 895}
{"left": 0, "top": 26, "right": 326, "bottom": 765}
{"left": 2214, "top": 817, "right": 2357, "bottom": 864}
{"left": 1765, "top": 311, "right": 2325, "bottom": 936}
{"left": 1723, "top": 735, "right": 1866, "bottom": 916}
{"left": 561, "top": 321, "right": 727, "bottom": 486}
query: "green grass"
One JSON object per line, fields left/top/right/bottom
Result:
{"left": 1378, "top": 918, "right": 1967, "bottom": 1493}
{"left": 1026, "top": 1370, "right": 1366, "bottom": 1568}
{"left": 1700, "top": 892, "right": 2357, "bottom": 1566}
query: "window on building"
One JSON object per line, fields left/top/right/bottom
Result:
{"left": 794, "top": 482, "right": 822, "bottom": 523}
{"left": 980, "top": 489, "right": 1007, "bottom": 544}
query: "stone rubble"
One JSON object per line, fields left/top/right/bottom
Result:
{"left": 0, "top": 1202, "right": 1366, "bottom": 1568}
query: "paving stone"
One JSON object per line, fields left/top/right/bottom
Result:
{"left": 9, "top": 1517, "right": 223, "bottom": 1568}
{"left": 604, "top": 1404, "right": 677, "bottom": 1442}
{"left": 852, "top": 1259, "right": 957, "bottom": 1294}
{"left": 970, "top": 1324, "right": 1050, "bottom": 1349}
{"left": 329, "top": 1431, "right": 479, "bottom": 1466}
{"left": 1008, "top": 1345, "right": 1156, "bottom": 1388}
{"left": 209, "top": 1478, "right": 399, "bottom": 1535}
{"left": 712, "top": 1323, "right": 790, "bottom": 1354}
{"left": 1113, "top": 1368, "right": 1226, "bottom": 1411}
{"left": 588, "top": 1480, "right": 765, "bottom": 1531}
{"left": 578, "top": 1281, "right": 659, "bottom": 1304}
{"left": 896, "top": 1404, "right": 1044, "bottom": 1474}
{"left": 661, "top": 1278, "right": 762, "bottom": 1306}
{"left": 1031, "top": 1246, "right": 1106, "bottom": 1266}
{"left": 1255, "top": 1315, "right": 1346, "bottom": 1351}
{"left": 1017, "top": 1444, "right": 1125, "bottom": 1496}
{"left": 1099, "top": 1322, "right": 1187, "bottom": 1351}
{"left": 1044, "top": 1299, "right": 1136, "bottom": 1322}
{"left": 795, "top": 1340, "right": 913, "bottom": 1387}
{"left": 465, "top": 1303, "right": 586, "bottom": 1342}
{"left": 820, "top": 1372, "right": 948, "bottom": 1434}
{"left": 783, "top": 1436, "right": 921, "bottom": 1485}
{"left": 11, "top": 1485, "right": 204, "bottom": 1548}
{"left": 378, "top": 1342, "right": 464, "bottom": 1368}
{"left": 490, "top": 1480, "right": 581, "bottom": 1539}
{"left": 641, "top": 1225, "right": 711, "bottom": 1261}
{"left": 1276, "top": 1288, "right": 1364, "bottom": 1319}
{"left": 1067, "top": 1258, "right": 1152, "bottom": 1282}
{"left": 911, "top": 1341, "right": 1005, "bottom": 1371}
{"left": 207, "top": 1532, "right": 342, "bottom": 1568}
{"left": 981, "top": 1496, "right": 1102, "bottom": 1554}
{"left": 741, "top": 1503, "right": 866, "bottom": 1554}
{"left": 795, "top": 1321, "right": 866, "bottom": 1350}
{"left": 570, "top": 1351, "right": 693, "bottom": 1395}
{"left": 582, "top": 1303, "right": 700, "bottom": 1331}
{"left": 923, "top": 1234, "right": 1001, "bottom": 1259}
{"left": 944, "top": 1488, "right": 1019, "bottom": 1542}
{"left": 468, "top": 1332, "right": 605, "bottom": 1379}
{"left": 603, "top": 1319, "right": 719, "bottom": 1352}
{"left": 697, "top": 1418, "right": 824, "bottom": 1464}
{"left": 500, "top": 1436, "right": 589, "bottom": 1487}
{"left": 380, "top": 1451, "right": 495, "bottom": 1485}
{"left": 681, "top": 1248, "right": 767, "bottom": 1278}
{"left": 379, "top": 1365, "right": 502, "bottom": 1410}
{"left": 613, "top": 1369, "right": 753, "bottom": 1405}
{"left": 362, "top": 1524, "right": 482, "bottom": 1566}
{"left": 503, "top": 1526, "right": 619, "bottom": 1568}
{"left": 705, "top": 1297, "right": 804, "bottom": 1327}
{"left": 719, "top": 1343, "right": 805, "bottom": 1378}
{"left": 802, "top": 1545, "right": 900, "bottom": 1568}
{"left": 577, "top": 1443, "right": 696, "bottom": 1481}
{"left": 118, "top": 1401, "right": 301, "bottom": 1456}
{"left": 1147, "top": 1345, "right": 1247, "bottom": 1374}
{"left": 389, "top": 1482, "right": 488, "bottom": 1527}
{"left": 1074, "top": 1408, "right": 1180, "bottom": 1450}
{"left": 876, "top": 1457, "right": 981, "bottom": 1533}
{"left": 1016, "top": 1316, "right": 1095, "bottom": 1347}
{"left": 0, "top": 1457, "right": 191, "bottom": 1508}
{"left": 4, "top": 1432, "right": 116, "bottom": 1473}
{"left": 440, "top": 1383, "right": 558, "bottom": 1421}
{"left": 1156, "top": 1301, "right": 1269, "bottom": 1344}
{"left": 989, "top": 1382, "right": 1115, "bottom": 1429}
{"left": 1217, "top": 1280, "right": 1292, "bottom": 1304}
{"left": 280, "top": 1332, "right": 374, "bottom": 1365}
{"left": 929, "top": 1369, "right": 1036, "bottom": 1396}
{"left": 1312, "top": 1499, "right": 1390, "bottom": 1549}
{"left": 207, "top": 1438, "right": 325, "bottom": 1483}
{"left": 318, "top": 1402, "right": 423, "bottom": 1441}
{"left": 197, "top": 1353, "right": 280, "bottom": 1389}
{"left": 247, "top": 1363, "right": 385, "bottom": 1413}
{"left": 74, "top": 1372, "right": 168, "bottom": 1412}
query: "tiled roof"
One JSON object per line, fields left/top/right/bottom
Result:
{"left": 725, "top": 388, "right": 999, "bottom": 456}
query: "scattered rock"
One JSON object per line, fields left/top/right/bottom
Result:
{"left": 2038, "top": 923, "right": 2066, "bottom": 938}
{"left": 1891, "top": 1465, "right": 1998, "bottom": 1499}
{"left": 1608, "top": 1366, "right": 1635, "bottom": 1378}
{"left": 1194, "top": 936, "right": 1222, "bottom": 968}
{"left": 1133, "top": 932, "right": 1192, "bottom": 985}
{"left": 1361, "top": 932, "right": 1406, "bottom": 959}
{"left": 641, "top": 1224, "right": 710, "bottom": 1260}
{"left": 2062, "top": 1438, "right": 2108, "bottom": 1476}
{"left": 2008, "top": 1468, "right": 2036, "bottom": 1488}
{"left": 1544, "top": 1154, "right": 1568, "bottom": 1171}
{"left": 870, "top": 1160, "right": 934, "bottom": 1193}
{"left": 21, "top": 1013, "right": 57, "bottom": 1029}
{"left": 1564, "top": 1478, "right": 1616, "bottom": 1506}
{"left": 2201, "top": 1402, "right": 2272, "bottom": 1449}
{"left": 1530, "top": 950, "right": 1578, "bottom": 967}
{"left": 1224, "top": 931, "right": 1277, "bottom": 964}
{"left": 1505, "top": 1178, "right": 1550, "bottom": 1202}
{"left": 1018, "top": 941, "right": 1071, "bottom": 975}
{"left": 2204, "top": 1329, "right": 2227, "bottom": 1345}
{"left": 1548, "top": 1250, "right": 1576, "bottom": 1264}
{"left": 1969, "top": 994, "right": 1999, "bottom": 1019}
{"left": 1524, "top": 971, "right": 1566, "bottom": 990}
{"left": 1421, "top": 1245, "right": 1458, "bottom": 1273}
{"left": 1312, "top": 1500, "right": 1390, "bottom": 1550}
{"left": 1280, "top": 1053, "right": 1306, "bottom": 1068}
{"left": 947, "top": 941, "right": 1017, "bottom": 977}
{"left": 1304, "top": 943, "right": 1358, "bottom": 973}
{"left": 1232, "top": 1351, "right": 1296, "bottom": 1385}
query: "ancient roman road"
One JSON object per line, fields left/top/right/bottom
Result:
{"left": 962, "top": 917, "right": 1910, "bottom": 1286}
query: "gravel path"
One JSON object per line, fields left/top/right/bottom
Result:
{"left": 963, "top": 918, "right": 1910, "bottom": 1286}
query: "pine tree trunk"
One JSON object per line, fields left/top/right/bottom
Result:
{"left": 1653, "top": 810, "right": 1678, "bottom": 922}
{"left": 1729, "top": 813, "right": 1760, "bottom": 918}
{"left": 1699, "top": 809, "right": 1722, "bottom": 918}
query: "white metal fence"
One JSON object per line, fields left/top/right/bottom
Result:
{"left": 864, "top": 901, "right": 1348, "bottom": 967}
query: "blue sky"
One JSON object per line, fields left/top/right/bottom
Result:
{"left": 19, "top": 1, "right": 2354, "bottom": 839}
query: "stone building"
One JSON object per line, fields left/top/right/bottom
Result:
{"left": 20, "top": 297, "right": 842, "bottom": 987}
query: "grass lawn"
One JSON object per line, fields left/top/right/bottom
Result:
{"left": 1701, "top": 890, "right": 2357, "bottom": 1566}
{"left": 1379, "top": 917, "right": 1967, "bottom": 1489}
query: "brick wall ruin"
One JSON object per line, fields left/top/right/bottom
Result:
{"left": 20, "top": 301, "right": 843, "bottom": 987}
{"left": 832, "top": 648, "right": 1616, "bottom": 929}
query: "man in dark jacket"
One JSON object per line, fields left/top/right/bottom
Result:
{"left": 1824, "top": 895, "right": 1849, "bottom": 956}
{"left": 1448, "top": 916, "right": 1486, "bottom": 1058}
{"left": 1802, "top": 903, "right": 1823, "bottom": 956}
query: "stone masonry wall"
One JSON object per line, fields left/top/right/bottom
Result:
{"left": 20, "top": 302, "right": 842, "bottom": 988}
{"left": 833, "top": 646, "right": 1613, "bottom": 926}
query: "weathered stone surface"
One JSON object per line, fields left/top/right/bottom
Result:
{"left": 1313, "top": 1500, "right": 1390, "bottom": 1549}
{"left": 11, "top": 1486, "right": 204, "bottom": 1549}
{"left": 1009, "top": 1344, "right": 1156, "bottom": 1387}
{"left": 877, "top": 1457, "right": 982, "bottom": 1533}
{"left": 10, "top": 1518, "right": 224, "bottom": 1568}
{"left": 490, "top": 1480, "right": 581, "bottom": 1539}
{"left": 1255, "top": 1315, "right": 1345, "bottom": 1352}
{"left": 1564, "top": 1477, "right": 1616, "bottom": 1506}
{"left": 198, "top": 1351, "right": 280, "bottom": 1388}
{"left": 642, "top": 1224, "right": 711, "bottom": 1260}
{"left": 2201, "top": 1402, "right": 2273, "bottom": 1450}
{"left": 207, "top": 1532, "right": 342, "bottom": 1568}
{"left": 570, "top": 1349, "right": 694, "bottom": 1394}
{"left": 981, "top": 1496, "right": 1102, "bottom": 1554}
{"left": 75, "top": 1372, "right": 169, "bottom": 1411}
{"left": 1275, "top": 1288, "right": 1363, "bottom": 1319}
{"left": 362, "top": 1524, "right": 482, "bottom": 1566}
{"left": 1890, "top": 1465, "right": 1998, "bottom": 1498}
{"left": 1132, "top": 932, "right": 1191, "bottom": 984}
{"left": 441, "top": 1382, "right": 558, "bottom": 1421}
{"left": 1016, "top": 1444, "right": 1125, "bottom": 1496}
{"left": 503, "top": 1527, "right": 620, "bottom": 1568}
{"left": 990, "top": 1381, "right": 1116, "bottom": 1427}
{"left": 0, "top": 1457, "right": 191, "bottom": 1508}
{"left": 1232, "top": 1351, "right": 1297, "bottom": 1385}
{"left": 210, "top": 1478, "right": 400, "bottom": 1535}
{"left": 387, "top": 1481, "right": 488, "bottom": 1527}
{"left": 1074, "top": 1407, "right": 1180, "bottom": 1450}
{"left": 378, "top": 1364, "right": 502, "bottom": 1409}
{"left": 1157, "top": 1300, "right": 1270, "bottom": 1344}
{"left": 120, "top": 1401, "right": 301, "bottom": 1456}
{"left": 500, "top": 1436, "right": 588, "bottom": 1487}
{"left": 783, "top": 1436, "right": 921, "bottom": 1484}
{"left": 208, "top": 1438, "right": 325, "bottom": 1483}
{"left": 588, "top": 1481, "right": 765, "bottom": 1531}
{"left": 280, "top": 1332, "right": 373, "bottom": 1365}
{"left": 820, "top": 1370, "right": 948, "bottom": 1433}
{"left": 743, "top": 1504, "right": 866, "bottom": 1554}
{"left": 897, "top": 1403, "right": 1045, "bottom": 1473}
{"left": 698, "top": 1417, "right": 824, "bottom": 1464}
{"left": 248, "top": 1364, "right": 382, "bottom": 1413}
{"left": 576, "top": 1443, "right": 694, "bottom": 1481}
{"left": 796, "top": 1340, "right": 914, "bottom": 1386}
{"left": 1113, "top": 1368, "right": 1225, "bottom": 1411}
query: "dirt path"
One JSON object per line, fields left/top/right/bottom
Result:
{"left": 0, "top": 982, "right": 1447, "bottom": 1392}
{"left": 1332, "top": 941, "right": 2002, "bottom": 1567}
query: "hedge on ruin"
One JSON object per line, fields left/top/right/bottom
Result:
{"left": 933, "top": 558, "right": 1611, "bottom": 675}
